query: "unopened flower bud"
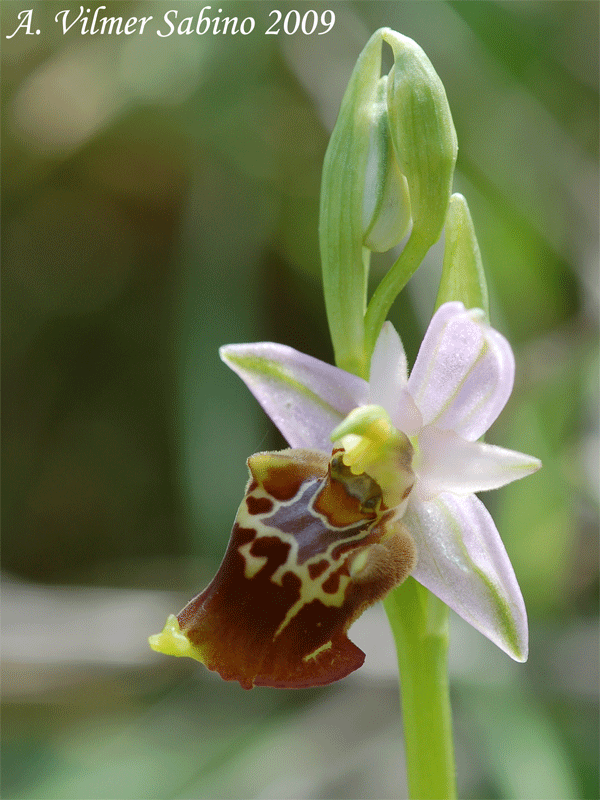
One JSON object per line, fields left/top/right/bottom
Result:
{"left": 383, "top": 29, "right": 458, "bottom": 247}
{"left": 320, "top": 28, "right": 459, "bottom": 374}
{"left": 362, "top": 77, "right": 411, "bottom": 252}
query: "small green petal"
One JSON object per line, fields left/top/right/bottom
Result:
{"left": 435, "top": 193, "right": 489, "bottom": 316}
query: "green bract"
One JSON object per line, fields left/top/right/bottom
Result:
{"left": 436, "top": 193, "right": 489, "bottom": 315}
{"left": 319, "top": 29, "right": 383, "bottom": 379}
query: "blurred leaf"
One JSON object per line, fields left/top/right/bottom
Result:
{"left": 461, "top": 685, "right": 580, "bottom": 800}
{"left": 175, "top": 159, "right": 278, "bottom": 555}
{"left": 492, "top": 335, "right": 592, "bottom": 616}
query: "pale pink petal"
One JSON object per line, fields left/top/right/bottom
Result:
{"left": 220, "top": 342, "right": 368, "bottom": 450}
{"left": 392, "top": 389, "right": 424, "bottom": 436}
{"left": 369, "top": 321, "right": 409, "bottom": 393}
{"left": 408, "top": 303, "right": 514, "bottom": 441}
{"left": 406, "top": 493, "right": 528, "bottom": 661}
{"left": 369, "top": 322, "right": 422, "bottom": 435}
{"left": 415, "top": 427, "right": 542, "bottom": 500}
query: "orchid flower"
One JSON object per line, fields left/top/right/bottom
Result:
{"left": 150, "top": 302, "right": 540, "bottom": 687}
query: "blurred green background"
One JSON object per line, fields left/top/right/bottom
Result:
{"left": 2, "top": 2, "right": 598, "bottom": 798}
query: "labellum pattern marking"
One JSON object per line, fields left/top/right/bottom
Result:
{"left": 176, "top": 448, "right": 415, "bottom": 689}
{"left": 238, "top": 474, "right": 382, "bottom": 638}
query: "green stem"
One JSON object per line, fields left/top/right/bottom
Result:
{"left": 333, "top": 220, "right": 456, "bottom": 797}
{"left": 384, "top": 578, "right": 456, "bottom": 800}
{"left": 364, "top": 229, "right": 430, "bottom": 363}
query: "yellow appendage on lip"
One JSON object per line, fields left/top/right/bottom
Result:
{"left": 148, "top": 614, "right": 204, "bottom": 663}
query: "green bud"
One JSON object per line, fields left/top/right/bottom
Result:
{"left": 435, "top": 193, "right": 489, "bottom": 316}
{"left": 363, "top": 31, "right": 459, "bottom": 362}
{"left": 320, "top": 28, "right": 459, "bottom": 377}
{"left": 362, "top": 77, "right": 411, "bottom": 252}
{"left": 383, "top": 29, "right": 458, "bottom": 246}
